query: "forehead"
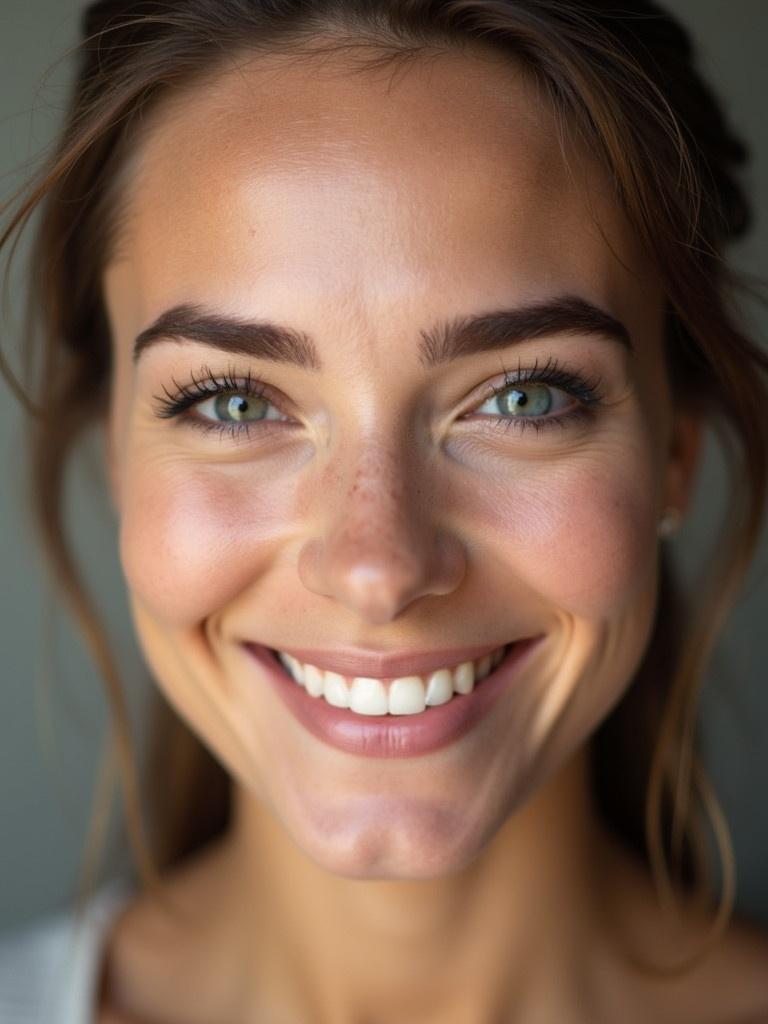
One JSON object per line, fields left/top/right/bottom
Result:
{"left": 105, "top": 41, "right": 657, "bottom": 340}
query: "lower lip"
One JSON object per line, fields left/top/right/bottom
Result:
{"left": 243, "top": 636, "right": 545, "bottom": 759}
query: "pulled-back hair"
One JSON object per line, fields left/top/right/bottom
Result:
{"left": 2, "top": 0, "right": 766, "bottom": 977}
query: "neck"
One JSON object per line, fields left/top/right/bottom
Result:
{"left": 216, "top": 744, "right": 615, "bottom": 1022}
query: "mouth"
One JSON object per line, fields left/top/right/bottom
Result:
{"left": 244, "top": 636, "right": 545, "bottom": 758}
{"left": 266, "top": 642, "right": 512, "bottom": 716}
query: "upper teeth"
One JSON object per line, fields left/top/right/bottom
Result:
{"left": 276, "top": 645, "right": 509, "bottom": 716}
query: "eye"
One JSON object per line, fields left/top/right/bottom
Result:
{"left": 151, "top": 365, "right": 293, "bottom": 437}
{"left": 463, "top": 356, "right": 605, "bottom": 436}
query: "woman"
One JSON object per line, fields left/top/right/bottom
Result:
{"left": 1, "top": 1, "right": 767, "bottom": 1021}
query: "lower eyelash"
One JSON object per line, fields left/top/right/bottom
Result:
{"left": 187, "top": 418, "right": 263, "bottom": 443}
{"left": 480, "top": 403, "right": 595, "bottom": 436}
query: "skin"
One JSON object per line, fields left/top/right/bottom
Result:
{"left": 95, "top": 39, "right": 768, "bottom": 1024}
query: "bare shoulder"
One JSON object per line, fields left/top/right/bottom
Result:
{"left": 705, "top": 911, "right": 768, "bottom": 1022}
{"left": 598, "top": 834, "right": 768, "bottom": 1023}
{"left": 616, "top": 908, "right": 768, "bottom": 1024}
{"left": 95, "top": 841, "right": 236, "bottom": 1022}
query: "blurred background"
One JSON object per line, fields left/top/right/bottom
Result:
{"left": 1, "top": 0, "right": 766, "bottom": 931}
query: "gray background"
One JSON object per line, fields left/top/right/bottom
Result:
{"left": 1, "top": 2, "right": 766, "bottom": 931}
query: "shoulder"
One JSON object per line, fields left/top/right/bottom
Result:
{"left": 0, "top": 880, "right": 138, "bottom": 1024}
{"left": 96, "top": 849, "right": 234, "bottom": 1022}
{"left": 703, "top": 912, "right": 768, "bottom": 1023}
{"left": 598, "top": 835, "right": 768, "bottom": 1023}
{"left": 0, "top": 909, "right": 78, "bottom": 1021}
{"left": 645, "top": 899, "right": 768, "bottom": 1022}
{"left": 607, "top": 906, "right": 768, "bottom": 1024}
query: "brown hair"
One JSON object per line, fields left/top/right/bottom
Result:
{"left": 2, "top": 0, "right": 765, "bottom": 978}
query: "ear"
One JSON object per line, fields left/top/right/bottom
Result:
{"left": 662, "top": 407, "right": 703, "bottom": 521}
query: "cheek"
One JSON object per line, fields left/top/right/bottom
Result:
{"left": 465, "top": 451, "right": 659, "bottom": 620}
{"left": 118, "top": 461, "right": 294, "bottom": 626}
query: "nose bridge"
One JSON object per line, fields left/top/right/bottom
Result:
{"left": 345, "top": 439, "right": 412, "bottom": 525}
{"left": 297, "top": 437, "right": 465, "bottom": 624}
{"left": 336, "top": 442, "right": 423, "bottom": 574}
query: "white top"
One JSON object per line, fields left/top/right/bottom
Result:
{"left": 0, "top": 878, "right": 136, "bottom": 1024}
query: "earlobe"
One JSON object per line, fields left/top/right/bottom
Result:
{"left": 663, "top": 409, "right": 704, "bottom": 522}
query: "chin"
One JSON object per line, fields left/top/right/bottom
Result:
{"left": 284, "top": 797, "right": 497, "bottom": 881}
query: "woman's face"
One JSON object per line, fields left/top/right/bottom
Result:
{"left": 104, "top": 43, "right": 699, "bottom": 878}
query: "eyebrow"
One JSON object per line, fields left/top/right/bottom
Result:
{"left": 132, "top": 294, "right": 633, "bottom": 369}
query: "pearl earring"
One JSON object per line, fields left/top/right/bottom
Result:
{"left": 657, "top": 506, "right": 682, "bottom": 538}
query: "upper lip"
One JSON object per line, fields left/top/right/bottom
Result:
{"left": 251, "top": 640, "right": 523, "bottom": 679}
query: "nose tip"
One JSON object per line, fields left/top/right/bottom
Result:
{"left": 297, "top": 516, "right": 466, "bottom": 625}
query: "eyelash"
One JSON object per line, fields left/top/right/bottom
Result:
{"left": 153, "top": 366, "right": 273, "bottom": 443}
{"left": 474, "top": 354, "right": 604, "bottom": 436}
{"left": 151, "top": 355, "right": 605, "bottom": 441}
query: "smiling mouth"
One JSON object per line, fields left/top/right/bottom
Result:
{"left": 267, "top": 642, "right": 513, "bottom": 717}
{"left": 245, "top": 636, "right": 545, "bottom": 758}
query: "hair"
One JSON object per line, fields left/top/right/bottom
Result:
{"left": 1, "top": 0, "right": 766, "bottom": 981}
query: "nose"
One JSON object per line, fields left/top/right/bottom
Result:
{"left": 297, "top": 442, "right": 466, "bottom": 625}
